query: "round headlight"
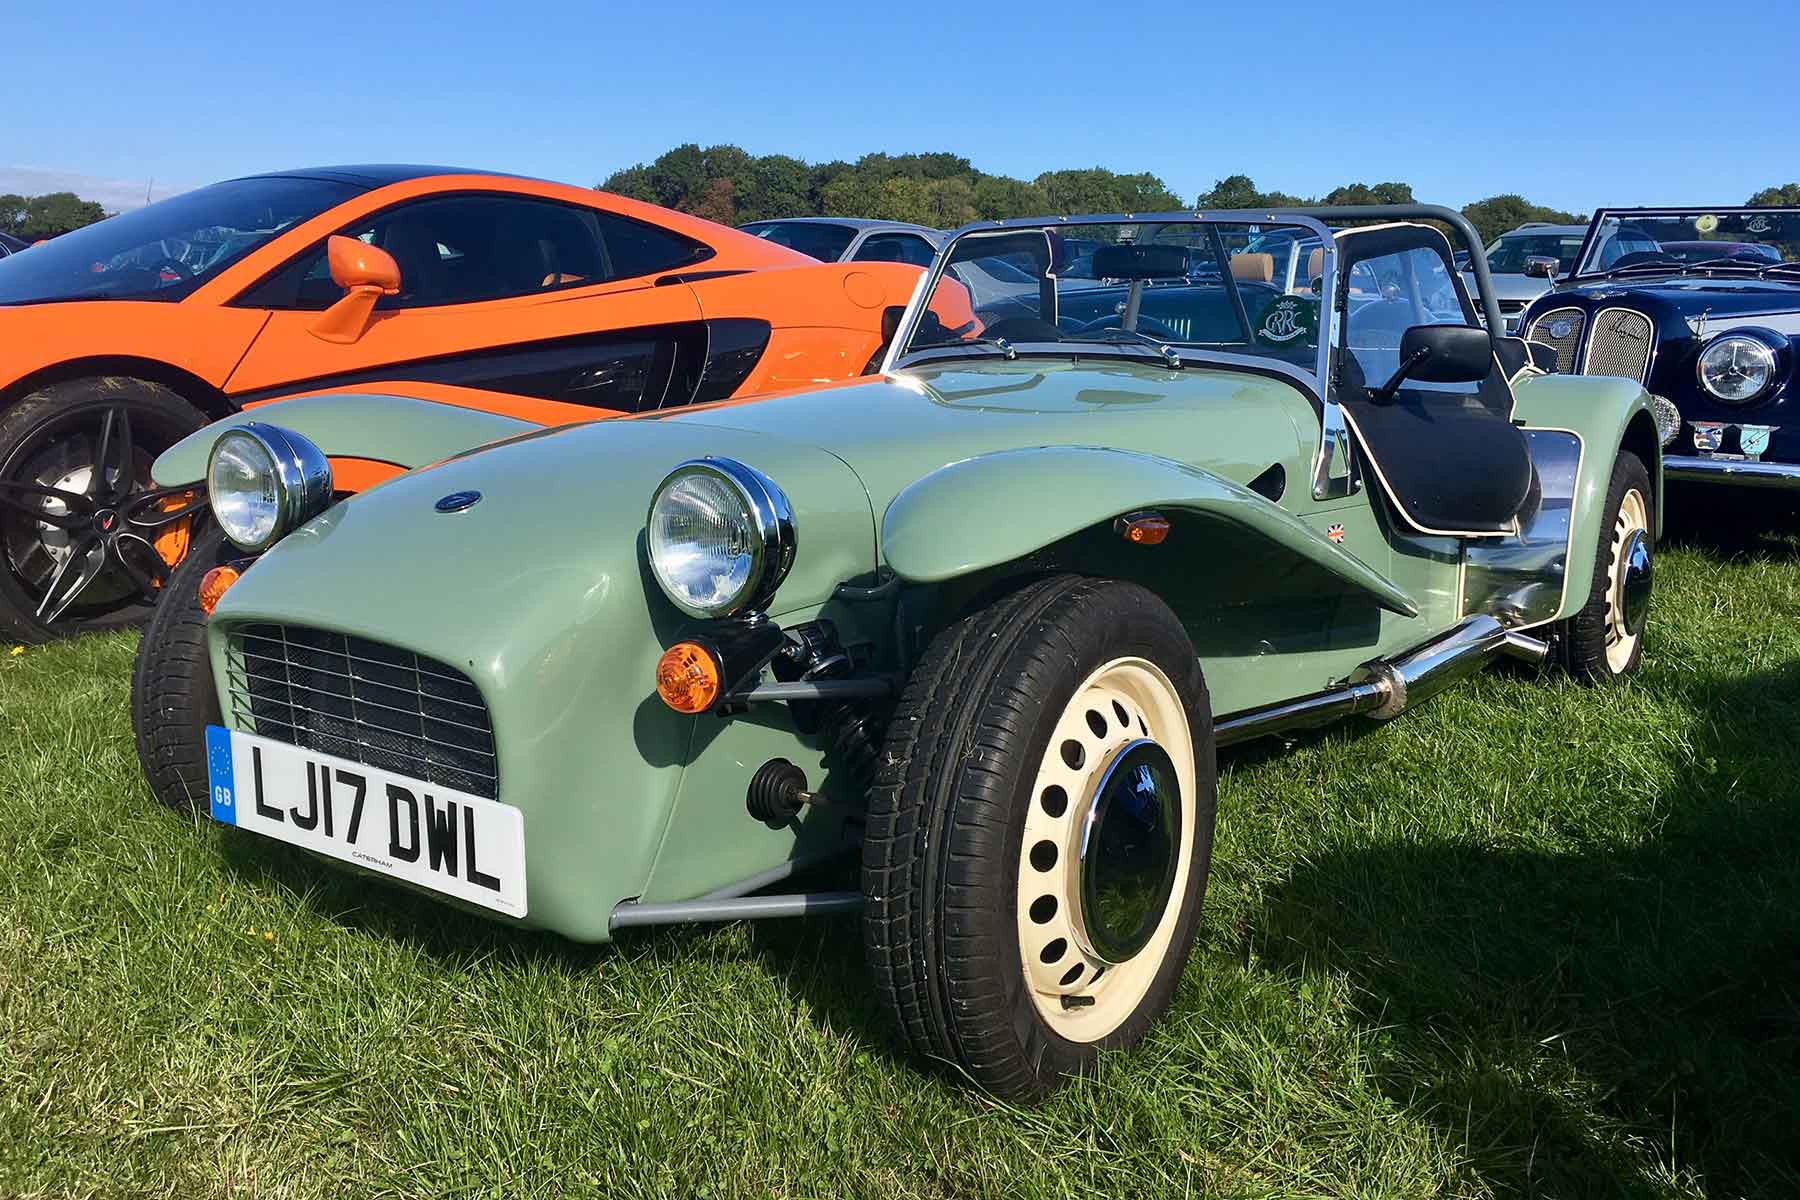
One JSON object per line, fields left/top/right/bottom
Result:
{"left": 1697, "top": 334, "right": 1778, "bottom": 404}
{"left": 206, "top": 423, "right": 333, "bottom": 553}
{"left": 647, "top": 458, "right": 794, "bottom": 619}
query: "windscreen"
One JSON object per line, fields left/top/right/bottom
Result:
{"left": 899, "top": 220, "right": 1325, "bottom": 377}
{"left": 1575, "top": 210, "right": 1800, "bottom": 275}
{"left": 0, "top": 175, "right": 363, "bottom": 305}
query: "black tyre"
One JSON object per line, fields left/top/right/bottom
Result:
{"left": 0, "top": 377, "right": 210, "bottom": 643}
{"left": 131, "top": 526, "right": 235, "bottom": 813}
{"left": 1554, "top": 450, "right": 1653, "bottom": 682}
{"left": 862, "top": 574, "right": 1216, "bottom": 1100}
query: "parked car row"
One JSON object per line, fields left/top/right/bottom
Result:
{"left": 10, "top": 169, "right": 1789, "bottom": 1100}
{"left": 1511, "top": 207, "right": 1800, "bottom": 489}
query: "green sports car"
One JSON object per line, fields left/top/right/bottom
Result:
{"left": 132, "top": 205, "right": 1661, "bottom": 1100}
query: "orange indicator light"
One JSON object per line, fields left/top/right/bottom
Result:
{"left": 1116, "top": 512, "right": 1171, "bottom": 545}
{"left": 656, "top": 642, "right": 723, "bottom": 714}
{"left": 196, "top": 565, "right": 242, "bottom": 616}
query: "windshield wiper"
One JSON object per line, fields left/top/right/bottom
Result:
{"left": 1680, "top": 256, "right": 1768, "bottom": 272}
{"left": 1072, "top": 328, "right": 1183, "bottom": 368}
{"left": 910, "top": 335, "right": 1020, "bottom": 360}
{"left": 1589, "top": 258, "right": 1688, "bottom": 279}
{"left": 1760, "top": 261, "right": 1800, "bottom": 278}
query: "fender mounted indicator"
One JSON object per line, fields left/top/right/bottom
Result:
{"left": 656, "top": 642, "right": 723, "bottom": 714}
{"left": 1114, "top": 511, "right": 1171, "bottom": 545}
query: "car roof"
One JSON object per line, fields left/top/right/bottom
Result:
{"left": 740, "top": 216, "right": 941, "bottom": 235}
{"left": 1501, "top": 224, "right": 1588, "bottom": 237}
{"left": 237, "top": 164, "right": 532, "bottom": 188}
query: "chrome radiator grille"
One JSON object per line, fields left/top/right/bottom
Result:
{"left": 1526, "top": 307, "right": 1586, "bottom": 373}
{"left": 225, "top": 623, "right": 498, "bottom": 799}
{"left": 1582, "top": 308, "right": 1655, "bottom": 382}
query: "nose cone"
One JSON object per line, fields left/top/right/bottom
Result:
{"left": 204, "top": 417, "right": 877, "bottom": 939}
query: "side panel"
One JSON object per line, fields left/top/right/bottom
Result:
{"left": 1508, "top": 373, "right": 1662, "bottom": 619}
{"left": 151, "top": 392, "right": 541, "bottom": 486}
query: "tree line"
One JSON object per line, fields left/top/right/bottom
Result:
{"left": 0, "top": 192, "right": 108, "bottom": 239}
{"left": 5, "top": 155, "right": 1798, "bottom": 247}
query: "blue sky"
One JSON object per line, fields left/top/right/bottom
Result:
{"left": 5, "top": 1, "right": 1795, "bottom": 214}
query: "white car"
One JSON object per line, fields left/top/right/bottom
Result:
{"left": 737, "top": 217, "right": 941, "bottom": 267}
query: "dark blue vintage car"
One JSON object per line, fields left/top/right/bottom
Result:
{"left": 1518, "top": 207, "right": 1800, "bottom": 487}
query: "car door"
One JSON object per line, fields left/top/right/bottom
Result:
{"left": 1331, "top": 225, "right": 1533, "bottom": 538}
{"left": 223, "top": 193, "right": 712, "bottom": 413}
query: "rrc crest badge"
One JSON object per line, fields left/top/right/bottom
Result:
{"left": 1692, "top": 422, "right": 1726, "bottom": 453}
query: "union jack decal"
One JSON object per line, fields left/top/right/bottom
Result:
{"left": 1326, "top": 524, "right": 1345, "bottom": 544}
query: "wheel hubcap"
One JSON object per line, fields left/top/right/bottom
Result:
{"left": 1017, "top": 656, "right": 1195, "bottom": 1042}
{"left": 1075, "top": 739, "right": 1181, "bottom": 964}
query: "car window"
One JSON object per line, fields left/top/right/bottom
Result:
{"left": 739, "top": 220, "right": 856, "bottom": 262}
{"left": 1342, "top": 243, "right": 1474, "bottom": 391}
{"left": 238, "top": 195, "right": 710, "bottom": 311}
{"left": 852, "top": 233, "right": 936, "bottom": 267}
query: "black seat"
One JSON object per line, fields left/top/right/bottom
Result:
{"left": 1339, "top": 354, "right": 1534, "bottom": 536}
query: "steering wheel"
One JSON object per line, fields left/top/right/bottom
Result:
{"left": 1071, "top": 313, "right": 1183, "bottom": 341}
{"left": 144, "top": 257, "right": 193, "bottom": 282}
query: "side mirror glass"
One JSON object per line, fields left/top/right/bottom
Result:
{"left": 1372, "top": 324, "right": 1492, "bottom": 400}
{"left": 1522, "top": 255, "right": 1559, "bottom": 280}
{"left": 311, "top": 236, "right": 402, "bottom": 345}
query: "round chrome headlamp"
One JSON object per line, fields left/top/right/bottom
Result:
{"left": 206, "top": 422, "right": 333, "bottom": 553}
{"left": 646, "top": 458, "right": 794, "bottom": 619}
{"left": 1697, "top": 333, "right": 1778, "bottom": 404}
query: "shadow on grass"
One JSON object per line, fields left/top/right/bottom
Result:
{"left": 1258, "top": 662, "right": 1800, "bottom": 1197}
{"left": 215, "top": 824, "right": 907, "bottom": 1057}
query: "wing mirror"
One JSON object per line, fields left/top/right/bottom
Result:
{"left": 1522, "top": 255, "right": 1559, "bottom": 280}
{"left": 309, "top": 236, "right": 402, "bottom": 345}
{"left": 1370, "top": 324, "right": 1492, "bottom": 401}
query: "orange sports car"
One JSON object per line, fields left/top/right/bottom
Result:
{"left": 0, "top": 165, "right": 925, "bottom": 642}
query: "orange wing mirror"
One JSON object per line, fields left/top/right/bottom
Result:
{"left": 309, "top": 236, "right": 402, "bottom": 345}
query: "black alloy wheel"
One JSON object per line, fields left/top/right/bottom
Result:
{"left": 0, "top": 378, "right": 210, "bottom": 643}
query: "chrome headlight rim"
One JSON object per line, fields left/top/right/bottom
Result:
{"left": 646, "top": 457, "right": 796, "bottom": 620}
{"left": 1696, "top": 332, "right": 1780, "bottom": 405}
{"left": 205, "top": 422, "right": 333, "bottom": 554}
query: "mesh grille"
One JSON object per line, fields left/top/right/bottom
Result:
{"left": 225, "top": 623, "right": 497, "bottom": 800}
{"left": 1582, "top": 308, "right": 1655, "bottom": 382}
{"left": 1526, "top": 306, "right": 1586, "bottom": 373}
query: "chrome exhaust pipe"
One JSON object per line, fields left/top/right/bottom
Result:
{"left": 1214, "top": 615, "right": 1548, "bottom": 747}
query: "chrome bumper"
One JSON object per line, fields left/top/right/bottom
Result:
{"left": 1663, "top": 456, "right": 1800, "bottom": 488}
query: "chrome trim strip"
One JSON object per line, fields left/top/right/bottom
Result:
{"left": 1663, "top": 456, "right": 1800, "bottom": 486}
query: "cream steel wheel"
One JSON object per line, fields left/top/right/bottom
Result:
{"left": 1552, "top": 450, "right": 1652, "bottom": 683}
{"left": 1605, "top": 488, "right": 1651, "bottom": 674}
{"left": 862, "top": 574, "right": 1216, "bottom": 1100}
{"left": 1016, "top": 656, "right": 1196, "bottom": 1042}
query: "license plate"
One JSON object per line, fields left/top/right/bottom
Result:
{"left": 205, "top": 726, "right": 526, "bottom": 916}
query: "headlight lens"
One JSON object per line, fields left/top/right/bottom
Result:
{"left": 647, "top": 459, "right": 794, "bottom": 619}
{"left": 1697, "top": 335, "right": 1777, "bottom": 403}
{"left": 205, "top": 423, "right": 333, "bottom": 553}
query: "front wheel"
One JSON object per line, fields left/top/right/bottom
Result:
{"left": 861, "top": 575, "right": 1216, "bottom": 1100}
{"left": 1554, "top": 450, "right": 1653, "bottom": 682}
{"left": 0, "top": 377, "right": 209, "bottom": 643}
{"left": 131, "top": 526, "right": 235, "bottom": 812}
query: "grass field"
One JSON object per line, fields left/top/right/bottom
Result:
{"left": 3, "top": 499, "right": 1798, "bottom": 1199}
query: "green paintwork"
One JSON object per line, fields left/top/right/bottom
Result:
{"left": 152, "top": 393, "right": 540, "bottom": 486}
{"left": 882, "top": 445, "right": 1418, "bottom": 616}
{"left": 192, "top": 337, "right": 1658, "bottom": 942}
